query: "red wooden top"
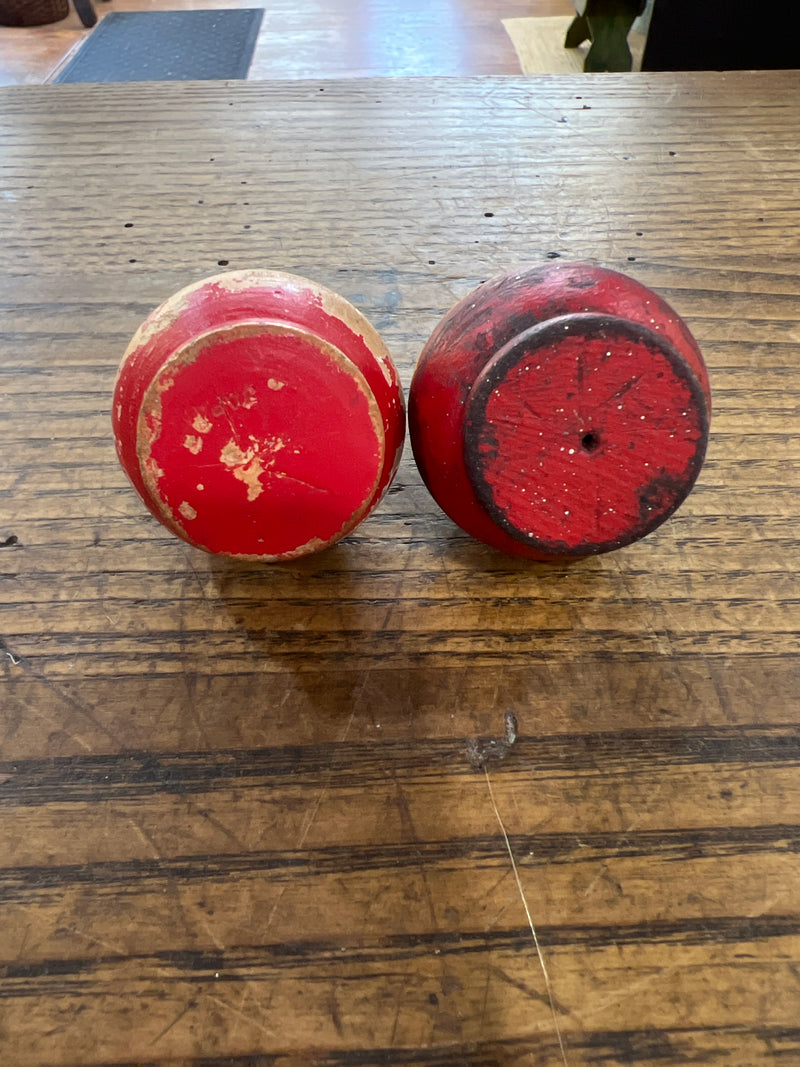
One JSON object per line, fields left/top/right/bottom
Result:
{"left": 410, "top": 263, "right": 711, "bottom": 558}
{"left": 113, "top": 271, "right": 405, "bottom": 559}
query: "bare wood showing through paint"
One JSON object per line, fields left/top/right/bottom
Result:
{"left": 1, "top": 73, "right": 800, "bottom": 1065}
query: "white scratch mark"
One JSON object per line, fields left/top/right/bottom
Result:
{"left": 484, "top": 767, "right": 569, "bottom": 1067}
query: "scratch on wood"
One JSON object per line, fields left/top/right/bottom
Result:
{"left": 465, "top": 710, "right": 518, "bottom": 769}
{"left": 491, "top": 964, "right": 571, "bottom": 1017}
{"left": 391, "top": 769, "right": 439, "bottom": 930}
{"left": 329, "top": 986, "right": 344, "bottom": 1038}
{"left": 475, "top": 718, "right": 570, "bottom": 1067}
{"left": 0, "top": 636, "right": 21, "bottom": 665}
{"left": 4, "top": 653, "right": 122, "bottom": 751}
{"left": 149, "top": 1000, "right": 196, "bottom": 1046}
{"left": 126, "top": 815, "right": 164, "bottom": 859}
{"left": 185, "top": 798, "right": 248, "bottom": 853}
{"left": 205, "top": 992, "right": 276, "bottom": 1041}
{"left": 263, "top": 706, "right": 356, "bottom": 936}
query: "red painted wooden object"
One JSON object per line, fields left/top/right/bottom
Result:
{"left": 409, "top": 262, "right": 711, "bottom": 559}
{"left": 113, "top": 270, "right": 405, "bottom": 560}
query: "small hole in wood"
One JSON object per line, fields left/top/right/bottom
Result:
{"left": 581, "top": 431, "right": 600, "bottom": 453}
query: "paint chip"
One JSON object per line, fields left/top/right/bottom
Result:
{"left": 220, "top": 439, "right": 265, "bottom": 502}
{"left": 179, "top": 501, "right": 197, "bottom": 521}
{"left": 193, "top": 413, "right": 213, "bottom": 434}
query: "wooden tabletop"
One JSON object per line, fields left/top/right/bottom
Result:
{"left": 1, "top": 72, "right": 799, "bottom": 1066}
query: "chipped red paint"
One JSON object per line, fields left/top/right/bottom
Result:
{"left": 113, "top": 271, "right": 405, "bottom": 560}
{"left": 409, "top": 262, "right": 711, "bottom": 559}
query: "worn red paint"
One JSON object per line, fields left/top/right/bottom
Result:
{"left": 409, "top": 262, "right": 711, "bottom": 559}
{"left": 113, "top": 270, "right": 405, "bottom": 559}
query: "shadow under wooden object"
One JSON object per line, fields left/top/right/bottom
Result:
{"left": 566, "top": 0, "right": 646, "bottom": 70}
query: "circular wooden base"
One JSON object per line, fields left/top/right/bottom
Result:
{"left": 464, "top": 313, "right": 709, "bottom": 556}
{"left": 138, "top": 322, "right": 385, "bottom": 560}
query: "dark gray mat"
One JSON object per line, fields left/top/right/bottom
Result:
{"left": 54, "top": 9, "right": 264, "bottom": 84}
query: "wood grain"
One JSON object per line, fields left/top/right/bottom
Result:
{"left": 1, "top": 73, "right": 800, "bottom": 1065}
